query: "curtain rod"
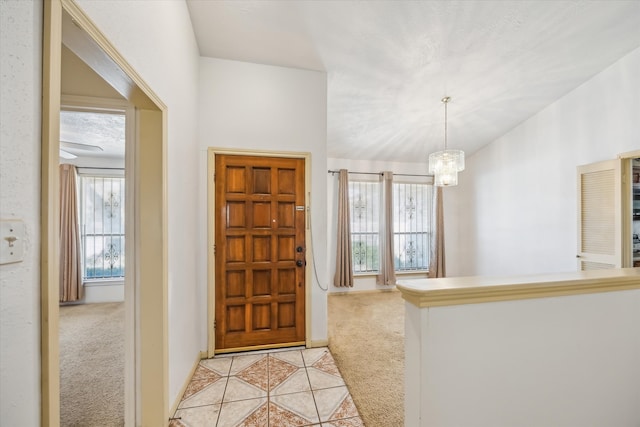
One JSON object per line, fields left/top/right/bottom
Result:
{"left": 327, "top": 169, "right": 433, "bottom": 178}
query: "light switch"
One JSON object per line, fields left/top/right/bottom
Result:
{"left": 1, "top": 220, "right": 25, "bottom": 265}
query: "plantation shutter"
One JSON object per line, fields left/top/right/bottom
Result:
{"left": 577, "top": 159, "right": 622, "bottom": 270}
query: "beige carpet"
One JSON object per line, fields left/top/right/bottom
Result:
{"left": 328, "top": 290, "right": 404, "bottom": 427}
{"left": 59, "top": 302, "right": 124, "bottom": 427}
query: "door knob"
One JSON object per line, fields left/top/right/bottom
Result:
{"left": 296, "top": 260, "right": 305, "bottom": 267}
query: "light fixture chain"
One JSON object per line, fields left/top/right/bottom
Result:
{"left": 444, "top": 99, "right": 448, "bottom": 150}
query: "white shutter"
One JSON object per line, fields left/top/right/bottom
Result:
{"left": 577, "top": 159, "right": 622, "bottom": 270}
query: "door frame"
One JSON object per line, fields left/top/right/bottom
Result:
{"left": 207, "top": 147, "right": 313, "bottom": 357}
{"left": 619, "top": 149, "right": 640, "bottom": 267}
{"left": 42, "top": 1, "right": 168, "bottom": 425}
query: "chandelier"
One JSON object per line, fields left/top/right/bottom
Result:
{"left": 428, "top": 96, "right": 465, "bottom": 186}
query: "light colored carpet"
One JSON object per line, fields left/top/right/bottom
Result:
{"left": 328, "top": 290, "right": 404, "bottom": 427}
{"left": 59, "top": 302, "right": 124, "bottom": 427}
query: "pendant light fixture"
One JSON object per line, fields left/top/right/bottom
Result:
{"left": 428, "top": 96, "right": 465, "bottom": 186}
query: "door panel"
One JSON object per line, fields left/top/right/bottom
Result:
{"left": 215, "top": 154, "right": 306, "bottom": 352}
{"left": 577, "top": 159, "right": 622, "bottom": 270}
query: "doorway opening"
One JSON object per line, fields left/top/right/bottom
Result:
{"left": 58, "top": 103, "right": 128, "bottom": 426}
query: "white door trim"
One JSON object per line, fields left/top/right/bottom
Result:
{"left": 42, "top": 1, "right": 168, "bottom": 425}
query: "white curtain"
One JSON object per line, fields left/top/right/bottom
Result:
{"left": 428, "top": 186, "right": 445, "bottom": 278}
{"left": 377, "top": 171, "right": 396, "bottom": 286}
{"left": 333, "top": 169, "right": 354, "bottom": 287}
{"left": 59, "top": 164, "right": 83, "bottom": 302}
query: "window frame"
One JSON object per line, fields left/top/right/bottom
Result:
{"left": 78, "top": 168, "right": 126, "bottom": 283}
{"left": 391, "top": 180, "right": 432, "bottom": 273}
{"left": 347, "top": 175, "right": 433, "bottom": 276}
{"left": 348, "top": 177, "right": 382, "bottom": 275}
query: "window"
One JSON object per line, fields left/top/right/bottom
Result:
{"left": 349, "top": 180, "right": 380, "bottom": 273}
{"left": 392, "top": 183, "right": 431, "bottom": 271}
{"left": 348, "top": 178, "right": 432, "bottom": 274}
{"left": 80, "top": 175, "right": 125, "bottom": 280}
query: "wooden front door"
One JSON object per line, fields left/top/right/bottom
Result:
{"left": 215, "top": 154, "right": 306, "bottom": 352}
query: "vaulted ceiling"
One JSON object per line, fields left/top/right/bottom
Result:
{"left": 186, "top": 0, "right": 640, "bottom": 162}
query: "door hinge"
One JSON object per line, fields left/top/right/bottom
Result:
{"left": 214, "top": 320, "right": 217, "bottom": 329}
{"left": 213, "top": 244, "right": 216, "bottom": 254}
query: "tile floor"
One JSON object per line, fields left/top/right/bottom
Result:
{"left": 169, "top": 347, "right": 364, "bottom": 427}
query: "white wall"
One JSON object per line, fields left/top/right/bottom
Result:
{"left": 405, "top": 288, "right": 640, "bottom": 426}
{"left": 198, "top": 57, "right": 329, "bottom": 344}
{"left": 447, "top": 47, "right": 640, "bottom": 278}
{"left": 326, "top": 158, "right": 430, "bottom": 293}
{"left": 0, "top": 1, "right": 42, "bottom": 424}
{"left": 82, "top": 281, "right": 125, "bottom": 303}
{"left": 73, "top": 0, "right": 202, "bottom": 405}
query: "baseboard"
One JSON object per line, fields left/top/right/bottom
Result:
{"left": 329, "top": 287, "right": 399, "bottom": 296}
{"left": 169, "top": 351, "right": 207, "bottom": 418}
{"left": 309, "top": 339, "right": 329, "bottom": 348}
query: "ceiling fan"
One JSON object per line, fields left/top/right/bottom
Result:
{"left": 59, "top": 140, "right": 103, "bottom": 159}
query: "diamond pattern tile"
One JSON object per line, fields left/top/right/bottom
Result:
{"left": 173, "top": 403, "right": 221, "bottom": 426}
{"left": 268, "top": 401, "right": 312, "bottom": 427}
{"left": 183, "top": 365, "right": 223, "bottom": 400}
{"left": 217, "top": 397, "right": 267, "bottom": 427}
{"left": 270, "top": 391, "right": 320, "bottom": 425}
{"left": 235, "top": 356, "right": 269, "bottom": 391}
{"left": 301, "top": 347, "right": 331, "bottom": 366}
{"left": 314, "top": 386, "right": 359, "bottom": 422}
{"left": 270, "top": 350, "right": 305, "bottom": 367}
{"left": 268, "top": 357, "right": 299, "bottom": 391}
{"left": 229, "top": 354, "right": 267, "bottom": 375}
{"left": 179, "top": 378, "right": 228, "bottom": 409}
{"left": 323, "top": 417, "right": 365, "bottom": 427}
{"left": 169, "top": 419, "right": 187, "bottom": 427}
{"left": 223, "top": 376, "right": 267, "bottom": 402}
{"left": 307, "top": 367, "right": 345, "bottom": 390}
{"left": 173, "top": 347, "right": 360, "bottom": 427}
{"left": 201, "top": 357, "right": 233, "bottom": 376}
{"left": 312, "top": 351, "right": 342, "bottom": 377}
{"left": 270, "top": 369, "right": 311, "bottom": 396}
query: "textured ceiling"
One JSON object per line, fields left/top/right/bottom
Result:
{"left": 60, "top": 110, "right": 125, "bottom": 159}
{"left": 187, "top": 0, "right": 640, "bottom": 162}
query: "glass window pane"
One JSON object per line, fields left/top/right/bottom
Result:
{"left": 349, "top": 180, "right": 380, "bottom": 273}
{"left": 393, "top": 182, "right": 432, "bottom": 271}
{"left": 80, "top": 175, "right": 125, "bottom": 279}
{"left": 346, "top": 178, "right": 432, "bottom": 274}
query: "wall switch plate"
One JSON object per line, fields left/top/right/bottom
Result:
{"left": 1, "top": 220, "right": 25, "bottom": 265}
